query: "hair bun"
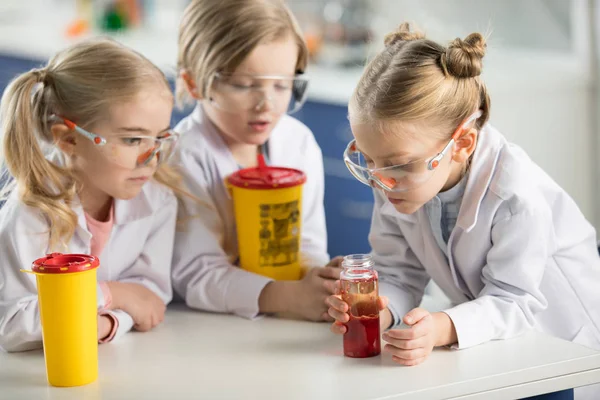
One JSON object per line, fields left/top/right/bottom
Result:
{"left": 441, "top": 32, "right": 486, "bottom": 78}
{"left": 384, "top": 22, "right": 425, "bottom": 47}
{"left": 31, "top": 68, "right": 48, "bottom": 84}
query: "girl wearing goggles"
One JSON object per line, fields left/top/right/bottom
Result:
{"left": 327, "top": 23, "right": 600, "bottom": 400}
{"left": 172, "top": 0, "right": 336, "bottom": 323}
{"left": 0, "top": 38, "right": 184, "bottom": 350}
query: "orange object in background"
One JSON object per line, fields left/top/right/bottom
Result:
{"left": 66, "top": 18, "right": 90, "bottom": 37}
{"left": 123, "top": 0, "right": 141, "bottom": 26}
{"left": 66, "top": 0, "right": 92, "bottom": 37}
{"left": 305, "top": 32, "right": 323, "bottom": 60}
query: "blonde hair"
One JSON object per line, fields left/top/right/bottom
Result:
{"left": 176, "top": 0, "right": 308, "bottom": 107}
{"left": 0, "top": 38, "right": 189, "bottom": 250}
{"left": 349, "top": 22, "right": 491, "bottom": 138}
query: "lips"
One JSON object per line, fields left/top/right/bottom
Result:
{"left": 248, "top": 120, "right": 271, "bottom": 133}
{"left": 386, "top": 196, "right": 405, "bottom": 205}
{"left": 128, "top": 176, "right": 150, "bottom": 183}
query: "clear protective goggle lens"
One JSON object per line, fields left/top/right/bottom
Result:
{"left": 344, "top": 110, "right": 483, "bottom": 192}
{"left": 207, "top": 73, "right": 309, "bottom": 114}
{"left": 344, "top": 142, "right": 437, "bottom": 192}
{"left": 56, "top": 116, "right": 179, "bottom": 169}
{"left": 109, "top": 133, "right": 178, "bottom": 169}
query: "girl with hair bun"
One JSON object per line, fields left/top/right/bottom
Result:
{"left": 328, "top": 22, "right": 599, "bottom": 400}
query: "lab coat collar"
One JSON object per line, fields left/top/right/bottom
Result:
{"left": 456, "top": 124, "right": 504, "bottom": 232}
{"left": 191, "top": 104, "right": 228, "bottom": 151}
{"left": 190, "top": 104, "right": 241, "bottom": 171}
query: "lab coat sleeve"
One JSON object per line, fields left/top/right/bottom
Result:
{"left": 113, "top": 189, "right": 177, "bottom": 338}
{"left": 299, "top": 136, "right": 329, "bottom": 267}
{"left": 171, "top": 150, "right": 272, "bottom": 319}
{"left": 102, "top": 309, "right": 134, "bottom": 342}
{"left": 443, "top": 208, "right": 550, "bottom": 349}
{"left": 0, "top": 206, "right": 49, "bottom": 352}
{"left": 116, "top": 190, "right": 176, "bottom": 304}
{"left": 369, "top": 191, "right": 430, "bottom": 327}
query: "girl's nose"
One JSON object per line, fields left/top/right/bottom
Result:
{"left": 254, "top": 92, "right": 275, "bottom": 112}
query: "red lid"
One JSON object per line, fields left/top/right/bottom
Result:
{"left": 228, "top": 153, "right": 306, "bottom": 190}
{"left": 228, "top": 167, "right": 306, "bottom": 189}
{"left": 31, "top": 253, "right": 99, "bottom": 274}
{"left": 228, "top": 153, "right": 308, "bottom": 190}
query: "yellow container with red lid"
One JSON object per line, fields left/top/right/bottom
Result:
{"left": 227, "top": 155, "right": 307, "bottom": 280}
{"left": 24, "top": 253, "right": 99, "bottom": 387}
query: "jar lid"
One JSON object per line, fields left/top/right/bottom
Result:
{"left": 31, "top": 253, "right": 99, "bottom": 274}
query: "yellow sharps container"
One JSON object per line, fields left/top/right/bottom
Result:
{"left": 227, "top": 155, "right": 307, "bottom": 280}
{"left": 26, "top": 253, "right": 100, "bottom": 387}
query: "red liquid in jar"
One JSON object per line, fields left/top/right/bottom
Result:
{"left": 341, "top": 275, "right": 381, "bottom": 358}
{"left": 343, "top": 314, "right": 380, "bottom": 358}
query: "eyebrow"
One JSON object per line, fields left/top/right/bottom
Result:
{"left": 116, "top": 126, "right": 171, "bottom": 135}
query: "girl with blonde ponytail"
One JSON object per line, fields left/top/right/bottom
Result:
{"left": 0, "top": 38, "right": 181, "bottom": 351}
{"left": 326, "top": 23, "right": 599, "bottom": 399}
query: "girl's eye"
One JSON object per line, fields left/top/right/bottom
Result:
{"left": 402, "top": 163, "right": 418, "bottom": 172}
{"left": 401, "top": 162, "right": 424, "bottom": 173}
{"left": 275, "top": 82, "right": 291, "bottom": 91}
{"left": 121, "top": 137, "right": 142, "bottom": 146}
{"left": 227, "top": 78, "right": 255, "bottom": 89}
{"left": 230, "top": 83, "right": 252, "bottom": 90}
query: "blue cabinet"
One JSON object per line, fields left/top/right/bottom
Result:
{"left": 0, "top": 55, "right": 42, "bottom": 202}
{"left": 0, "top": 55, "right": 43, "bottom": 87}
{"left": 0, "top": 54, "right": 374, "bottom": 257}
{"left": 294, "top": 101, "right": 374, "bottom": 257}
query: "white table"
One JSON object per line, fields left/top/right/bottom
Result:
{"left": 1, "top": 306, "right": 600, "bottom": 400}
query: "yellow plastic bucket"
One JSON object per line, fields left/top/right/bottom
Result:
{"left": 227, "top": 156, "right": 306, "bottom": 280}
{"left": 25, "top": 253, "right": 99, "bottom": 387}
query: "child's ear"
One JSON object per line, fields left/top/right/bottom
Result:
{"left": 452, "top": 128, "right": 478, "bottom": 163}
{"left": 180, "top": 70, "right": 201, "bottom": 100}
{"left": 51, "top": 123, "right": 77, "bottom": 156}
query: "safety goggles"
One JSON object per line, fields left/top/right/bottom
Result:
{"left": 207, "top": 73, "right": 309, "bottom": 114}
{"left": 344, "top": 110, "right": 483, "bottom": 192}
{"left": 53, "top": 116, "right": 179, "bottom": 169}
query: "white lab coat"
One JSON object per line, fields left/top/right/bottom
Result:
{"left": 374, "top": 125, "right": 600, "bottom": 398}
{"left": 171, "top": 104, "right": 329, "bottom": 319}
{"left": 373, "top": 124, "right": 600, "bottom": 350}
{"left": 0, "top": 179, "right": 176, "bottom": 352}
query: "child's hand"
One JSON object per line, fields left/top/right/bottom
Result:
{"left": 382, "top": 308, "right": 436, "bottom": 366}
{"left": 325, "top": 256, "right": 344, "bottom": 268}
{"left": 107, "top": 282, "right": 166, "bottom": 332}
{"left": 259, "top": 265, "right": 342, "bottom": 321}
{"left": 292, "top": 266, "right": 342, "bottom": 321}
{"left": 327, "top": 290, "right": 389, "bottom": 334}
{"left": 98, "top": 314, "right": 112, "bottom": 341}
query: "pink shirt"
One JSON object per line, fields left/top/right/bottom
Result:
{"left": 85, "top": 205, "right": 118, "bottom": 342}
{"left": 85, "top": 206, "right": 114, "bottom": 258}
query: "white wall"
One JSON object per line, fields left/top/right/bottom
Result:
{"left": 485, "top": 57, "right": 595, "bottom": 225}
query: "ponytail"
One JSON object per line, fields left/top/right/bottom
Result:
{"left": 0, "top": 68, "right": 77, "bottom": 250}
